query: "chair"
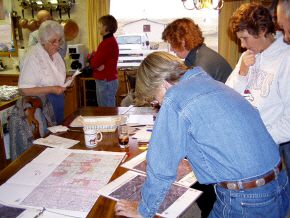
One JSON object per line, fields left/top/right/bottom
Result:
{"left": 23, "top": 96, "right": 44, "bottom": 139}
{"left": 118, "top": 69, "right": 137, "bottom": 106}
{"left": 9, "top": 95, "right": 55, "bottom": 160}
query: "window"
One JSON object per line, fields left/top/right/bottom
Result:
{"left": 110, "top": 0, "right": 218, "bottom": 51}
{"left": 143, "top": 25, "right": 151, "bottom": 32}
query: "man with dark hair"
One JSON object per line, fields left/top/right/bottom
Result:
{"left": 277, "top": 0, "right": 290, "bottom": 44}
{"left": 226, "top": 2, "right": 290, "bottom": 179}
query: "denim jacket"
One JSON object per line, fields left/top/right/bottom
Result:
{"left": 138, "top": 67, "right": 280, "bottom": 217}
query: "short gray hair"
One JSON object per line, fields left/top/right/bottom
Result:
{"left": 38, "top": 20, "right": 64, "bottom": 44}
{"left": 135, "top": 51, "right": 188, "bottom": 105}
{"left": 279, "top": 0, "right": 290, "bottom": 18}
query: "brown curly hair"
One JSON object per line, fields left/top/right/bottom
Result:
{"left": 229, "top": 3, "right": 275, "bottom": 37}
{"left": 162, "top": 18, "right": 204, "bottom": 51}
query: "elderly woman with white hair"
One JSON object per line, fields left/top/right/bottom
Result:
{"left": 19, "top": 20, "right": 67, "bottom": 124}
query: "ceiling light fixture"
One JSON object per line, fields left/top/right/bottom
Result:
{"left": 181, "top": 0, "right": 224, "bottom": 10}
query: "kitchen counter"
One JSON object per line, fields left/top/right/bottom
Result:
{"left": 0, "top": 68, "right": 19, "bottom": 75}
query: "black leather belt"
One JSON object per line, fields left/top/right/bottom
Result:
{"left": 219, "top": 161, "right": 282, "bottom": 190}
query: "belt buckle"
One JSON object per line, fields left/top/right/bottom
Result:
{"left": 256, "top": 178, "right": 266, "bottom": 187}
{"left": 227, "top": 182, "right": 237, "bottom": 190}
{"left": 274, "top": 167, "right": 279, "bottom": 179}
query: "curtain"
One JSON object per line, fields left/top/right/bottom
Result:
{"left": 218, "top": 0, "right": 250, "bottom": 68}
{"left": 86, "top": 0, "right": 110, "bottom": 52}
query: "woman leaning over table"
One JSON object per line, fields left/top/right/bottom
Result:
{"left": 115, "top": 51, "right": 289, "bottom": 218}
{"left": 88, "top": 15, "right": 119, "bottom": 107}
{"left": 18, "top": 20, "right": 67, "bottom": 125}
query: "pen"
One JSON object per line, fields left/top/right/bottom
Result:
{"left": 121, "top": 154, "right": 128, "bottom": 163}
{"left": 34, "top": 207, "right": 45, "bottom": 218}
{"left": 128, "top": 124, "right": 146, "bottom": 127}
{"left": 121, "top": 105, "right": 134, "bottom": 115}
{"left": 68, "top": 129, "right": 83, "bottom": 132}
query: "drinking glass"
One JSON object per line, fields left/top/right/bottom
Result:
{"left": 118, "top": 124, "right": 129, "bottom": 148}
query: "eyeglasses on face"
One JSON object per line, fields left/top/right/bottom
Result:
{"left": 47, "top": 38, "right": 63, "bottom": 45}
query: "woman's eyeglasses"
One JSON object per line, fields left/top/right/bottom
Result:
{"left": 48, "top": 38, "right": 63, "bottom": 46}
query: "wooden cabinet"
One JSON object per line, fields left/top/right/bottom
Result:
{"left": 64, "top": 79, "right": 79, "bottom": 118}
{"left": 79, "top": 77, "right": 97, "bottom": 107}
{"left": 0, "top": 74, "right": 19, "bottom": 86}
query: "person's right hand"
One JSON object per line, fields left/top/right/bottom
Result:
{"left": 115, "top": 200, "right": 143, "bottom": 218}
{"left": 97, "top": 65, "right": 104, "bottom": 71}
{"left": 52, "top": 86, "right": 66, "bottom": 95}
{"left": 239, "top": 50, "right": 256, "bottom": 76}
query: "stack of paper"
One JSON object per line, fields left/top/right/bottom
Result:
{"left": 131, "top": 126, "right": 152, "bottom": 142}
{"left": 47, "top": 125, "right": 69, "bottom": 133}
{"left": 127, "top": 114, "right": 154, "bottom": 126}
{"left": 33, "top": 135, "right": 79, "bottom": 149}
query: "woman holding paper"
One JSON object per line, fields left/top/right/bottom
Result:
{"left": 19, "top": 20, "right": 70, "bottom": 124}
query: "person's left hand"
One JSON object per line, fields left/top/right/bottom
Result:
{"left": 115, "top": 200, "right": 143, "bottom": 218}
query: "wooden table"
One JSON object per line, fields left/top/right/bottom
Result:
{"left": 0, "top": 106, "right": 155, "bottom": 218}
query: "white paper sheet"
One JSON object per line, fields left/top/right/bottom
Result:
{"left": 127, "top": 114, "right": 154, "bottom": 126}
{"left": 98, "top": 171, "right": 202, "bottom": 218}
{"left": 0, "top": 148, "right": 126, "bottom": 218}
{"left": 63, "top": 69, "right": 82, "bottom": 87}
{"left": 47, "top": 125, "right": 69, "bottom": 133}
{"left": 131, "top": 126, "right": 152, "bottom": 142}
{"left": 33, "top": 135, "right": 79, "bottom": 149}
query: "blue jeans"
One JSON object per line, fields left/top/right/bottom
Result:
{"left": 47, "top": 93, "right": 64, "bottom": 125}
{"left": 209, "top": 170, "right": 290, "bottom": 218}
{"left": 95, "top": 79, "right": 118, "bottom": 107}
{"left": 280, "top": 142, "right": 290, "bottom": 177}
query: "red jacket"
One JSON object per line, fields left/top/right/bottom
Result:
{"left": 89, "top": 34, "right": 119, "bottom": 81}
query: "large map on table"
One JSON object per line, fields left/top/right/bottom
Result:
{"left": 22, "top": 152, "right": 120, "bottom": 212}
{"left": 0, "top": 148, "right": 125, "bottom": 217}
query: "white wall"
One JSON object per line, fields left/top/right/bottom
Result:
{"left": 120, "top": 20, "right": 166, "bottom": 42}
